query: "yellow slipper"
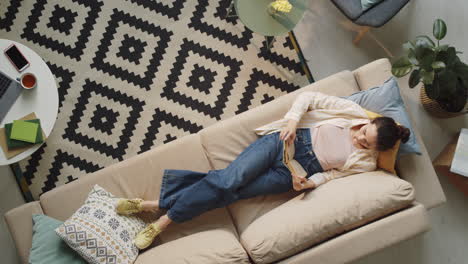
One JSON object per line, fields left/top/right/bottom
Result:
{"left": 133, "top": 222, "right": 163, "bottom": 250}
{"left": 115, "top": 198, "right": 143, "bottom": 215}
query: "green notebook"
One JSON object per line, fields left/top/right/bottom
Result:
{"left": 5, "top": 119, "right": 43, "bottom": 149}
{"left": 10, "top": 120, "right": 39, "bottom": 143}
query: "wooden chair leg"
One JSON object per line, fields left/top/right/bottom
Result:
{"left": 353, "top": 26, "right": 370, "bottom": 45}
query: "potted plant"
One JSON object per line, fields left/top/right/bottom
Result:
{"left": 392, "top": 18, "right": 468, "bottom": 118}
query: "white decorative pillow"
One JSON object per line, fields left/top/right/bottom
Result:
{"left": 55, "top": 185, "right": 146, "bottom": 264}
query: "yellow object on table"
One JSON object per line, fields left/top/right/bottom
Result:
{"left": 270, "top": 0, "right": 292, "bottom": 13}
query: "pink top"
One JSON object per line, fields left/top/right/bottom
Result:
{"left": 311, "top": 124, "right": 357, "bottom": 171}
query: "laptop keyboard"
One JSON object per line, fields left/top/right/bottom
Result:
{"left": 0, "top": 72, "right": 13, "bottom": 99}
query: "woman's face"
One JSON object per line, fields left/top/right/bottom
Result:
{"left": 352, "top": 123, "right": 379, "bottom": 150}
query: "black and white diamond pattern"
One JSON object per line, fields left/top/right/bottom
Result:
{"left": 2, "top": 0, "right": 312, "bottom": 200}
{"left": 91, "top": 9, "right": 173, "bottom": 90}
{"left": 47, "top": 5, "right": 78, "bottom": 35}
{"left": 21, "top": 0, "right": 103, "bottom": 60}
{"left": 162, "top": 39, "right": 242, "bottom": 120}
{"left": 0, "top": 0, "right": 22, "bottom": 31}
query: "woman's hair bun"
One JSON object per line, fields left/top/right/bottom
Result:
{"left": 398, "top": 126, "right": 410, "bottom": 143}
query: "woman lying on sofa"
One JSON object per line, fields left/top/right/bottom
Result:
{"left": 115, "top": 91, "right": 410, "bottom": 250}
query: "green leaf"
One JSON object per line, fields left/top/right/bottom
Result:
{"left": 436, "top": 44, "right": 449, "bottom": 52}
{"left": 439, "top": 70, "right": 458, "bottom": 95}
{"left": 433, "top": 19, "right": 447, "bottom": 40}
{"left": 421, "top": 70, "right": 435, "bottom": 84}
{"left": 432, "top": 61, "right": 446, "bottom": 69}
{"left": 436, "top": 47, "right": 458, "bottom": 67}
{"left": 415, "top": 35, "right": 435, "bottom": 47}
{"left": 419, "top": 49, "right": 437, "bottom": 71}
{"left": 409, "top": 69, "right": 421, "bottom": 88}
{"left": 446, "top": 47, "right": 457, "bottom": 66}
{"left": 392, "top": 57, "right": 413, "bottom": 77}
{"left": 408, "top": 49, "right": 419, "bottom": 65}
{"left": 402, "top": 41, "right": 415, "bottom": 52}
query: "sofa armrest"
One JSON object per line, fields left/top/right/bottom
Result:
{"left": 5, "top": 201, "right": 44, "bottom": 264}
{"left": 353, "top": 58, "right": 446, "bottom": 209}
{"left": 395, "top": 123, "right": 447, "bottom": 209}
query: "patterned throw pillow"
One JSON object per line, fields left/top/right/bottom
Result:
{"left": 55, "top": 185, "right": 146, "bottom": 264}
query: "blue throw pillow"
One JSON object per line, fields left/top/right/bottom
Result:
{"left": 30, "top": 214, "right": 86, "bottom": 264}
{"left": 344, "top": 77, "right": 422, "bottom": 156}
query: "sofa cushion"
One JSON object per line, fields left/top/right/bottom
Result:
{"left": 30, "top": 214, "right": 86, "bottom": 264}
{"left": 135, "top": 209, "right": 250, "bottom": 264}
{"left": 238, "top": 171, "right": 415, "bottom": 264}
{"left": 55, "top": 185, "right": 145, "bottom": 264}
{"left": 40, "top": 134, "right": 211, "bottom": 221}
{"left": 353, "top": 58, "right": 393, "bottom": 91}
{"left": 345, "top": 77, "right": 422, "bottom": 156}
{"left": 277, "top": 203, "right": 429, "bottom": 264}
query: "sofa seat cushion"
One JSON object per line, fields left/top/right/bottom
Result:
{"left": 40, "top": 134, "right": 212, "bottom": 221}
{"left": 135, "top": 208, "right": 250, "bottom": 264}
{"left": 238, "top": 171, "right": 415, "bottom": 264}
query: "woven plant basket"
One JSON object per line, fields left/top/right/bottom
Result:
{"left": 420, "top": 85, "right": 468, "bottom": 118}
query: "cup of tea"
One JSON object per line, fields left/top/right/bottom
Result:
{"left": 20, "top": 73, "right": 37, "bottom": 90}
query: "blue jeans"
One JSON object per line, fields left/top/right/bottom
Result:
{"left": 159, "top": 128, "right": 324, "bottom": 223}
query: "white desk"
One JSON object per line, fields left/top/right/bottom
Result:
{"left": 0, "top": 39, "right": 58, "bottom": 166}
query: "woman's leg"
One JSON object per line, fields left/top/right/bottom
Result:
{"left": 163, "top": 132, "right": 283, "bottom": 223}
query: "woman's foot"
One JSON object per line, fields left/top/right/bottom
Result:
{"left": 134, "top": 215, "right": 172, "bottom": 250}
{"left": 116, "top": 198, "right": 143, "bottom": 215}
{"left": 116, "top": 199, "right": 160, "bottom": 215}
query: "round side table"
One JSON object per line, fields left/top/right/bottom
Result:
{"left": 0, "top": 39, "right": 58, "bottom": 166}
{"left": 232, "top": 0, "right": 308, "bottom": 49}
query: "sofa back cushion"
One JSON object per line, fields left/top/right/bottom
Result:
{"left": 240, "top": 172, "right": 415, "bottom": 264}
{"left": 199, "top": 70, "right": 360, "bottom": 170}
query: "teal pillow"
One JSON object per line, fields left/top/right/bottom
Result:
{"left": 361, "top": 0, "right": 384, "bottom": 11}
{"left": 30, "top": 214, "right": 86, "bottom": 264}
{"left": 345, "top": 77, "right": 422, "bottom": 156}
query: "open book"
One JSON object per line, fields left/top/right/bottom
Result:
{"left": 282, "top": 139, "right": 308, "bottom": 178}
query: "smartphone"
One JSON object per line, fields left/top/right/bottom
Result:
{"left": 4, "top": 44, "right": 30, "bottom": 72}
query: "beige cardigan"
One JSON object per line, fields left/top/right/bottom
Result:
{"left": 254, "top": 91, "right": 378, "bottom": 188}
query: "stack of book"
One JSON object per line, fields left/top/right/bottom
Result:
{"left": 4, "top": 119, "right": 44, "bottom": 150}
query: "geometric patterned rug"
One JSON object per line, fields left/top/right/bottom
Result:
{"left": 0, "top": 0, "right": 312, "bottom": 200}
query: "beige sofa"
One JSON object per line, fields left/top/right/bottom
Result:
{"left": 5, "top": 59, "right": 446, "bottom": 264}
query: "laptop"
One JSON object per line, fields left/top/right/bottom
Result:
{"left": 0, "top": 70, "right": 22, "bottom": 123}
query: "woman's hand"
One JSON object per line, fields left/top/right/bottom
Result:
{"left": 292, "top": 174, "right": 307, "bottom": 191}
{"left": 280, "top": 119, "right": 298, "bottom": 144}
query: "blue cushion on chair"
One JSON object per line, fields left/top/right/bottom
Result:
{"left": 361, "top": 0, "right": 384, "bottom": 11}
{"left": 345, "top": 77, "right": 422, "bottom": 156}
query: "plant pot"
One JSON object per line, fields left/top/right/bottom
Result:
{"left": 419, "top": 85, "right": 467, "bottom": 118}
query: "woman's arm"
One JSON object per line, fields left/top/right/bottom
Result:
{"left": 307, "top": 152, "right": 378, "bottom": 188}
{"left": 284, "top": 91, "right": 365, "bottom": 122}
